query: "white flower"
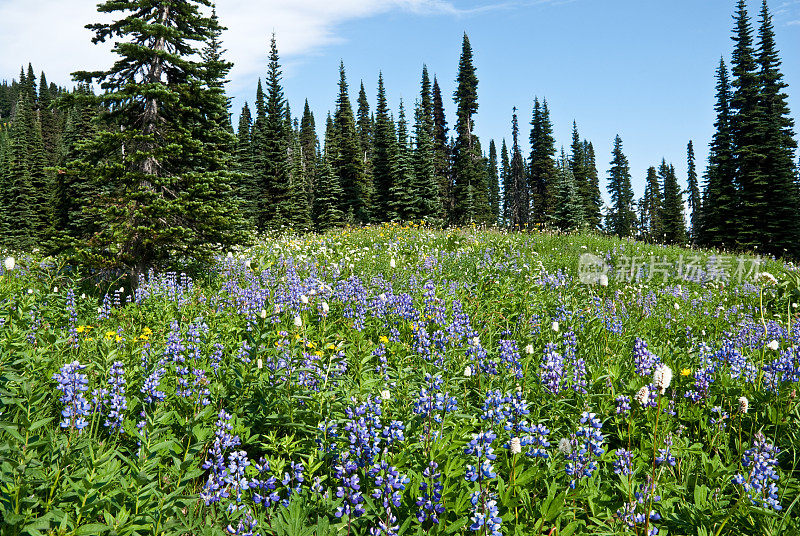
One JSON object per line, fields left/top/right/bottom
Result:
{"left": 260, "top": 309, "right": 267, "bottom": 319}
{"left": 653, "top": 364, "right": 673, "bottom": 394}
{"left": 379, "top": 293, "right": 387, "bottom": 302}
{"left": 464, "top": 365, "right": 473, "bottom": 377}
{"left": 245, "top": 259, "right": 251, "bottom": 269}
{"left": 558, "top": 437, "right": 572, "bottom": 455}
{"left": 551, "top": 321, "right": 559, "bottom": 333}
{"left": 293, "top": 316, "right": 303, "bottom": 328}
{"left": 53, "top": 287, "right": 58, "bottom": 293}
{"left": 767, "top": 340, "right": 779, "bottom": 351}
{"left": 227, "top": 252, "right": 233, "bottom": 259}
{"left": 97, "top": 306, "right": 102, "bottom": 313}
{"left": 300, "top": 295, "right": 309, "bottom": 304}
{"left": 738, "top": 396, "right": 749, "bottom": 414}
{"left": 757, "top": 271, "right": 778, "bottom": 285}
{"left": 119, "top": 286, "right": 125, "bottom": 294}
{"left": 257, "top": 358, "right": 263, "bottom": 369}
{"left": 599, "top": 274, "right": 609, "bottom": 287}
{"left": 472, "top": 336, "right": 481, "bottom": 347}
{"left": 525, "top": 344, "right": 534, "bottom": 355}
{"left": 674, "top": 302, "right": 680, "bottom": 311}
{"left": 321, "top": 302, "right": 329, "bottom": 314}
{"left": 27, "top": 288, "right": 33, "bottom": 295}
{"left": 3, "top": 256, "right": 15, "bottom": 271}
{"left": 510, "top": 437, "right": 522, "bottom": 455}
{"left": 635, "top": 386, "right": 651, "bottom": 405}
{"left": 390, "top": 258, "right": 396, "bottom": 269}
{"left": 380, "top": 389, "right": 391, "bottom": 400}
{"left": 80, "top": 293, "right": 86, "bottom": 299}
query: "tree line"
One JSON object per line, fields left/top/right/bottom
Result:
{"left": 0, "top": 0, "right": 796, "bottom": 281}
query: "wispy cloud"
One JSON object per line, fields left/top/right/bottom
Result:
{"left": 0, "top": 0, "right": 562, "bottom": 92}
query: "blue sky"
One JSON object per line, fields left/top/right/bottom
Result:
{"left": 1, "top": 0, "right": 798, "bottom": 202}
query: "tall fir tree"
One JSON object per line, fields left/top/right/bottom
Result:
{"left": 755, "top": 0, "right": 799, "bottom": 256}
{"left": 258, "top": 34, "right": 291, "bottom": 229}
{"left": 701, "top": 58, "right": 737, "bottom": 247}
{"left": 356, "top": 80, "right": 374, "bottom": 202}
{"left": 508, "top": 108, "right": 527, "bottom": 228}
{"left": 38, "top": 72, "right": 61, "bottom": 167}
{"left": 729, "top": 0, "right": 763, "bottom": 250}
{"left": 605, "top": 135, "right": 636, "bottom": 237}
{"left": 71, "top": 0, "right": 245, "bottom": 282}
{"left": 431, "top": 76, "right": 450, "bottom": 219}
{"left": 583, "top": 141, "right": 603, "bottom": 230}
{"left": 413, "top": 95, "right": 439, "bottom": 220}
{"left": 1, "top": 94, "right": 39, "bottom": 248}
{"left": 553, "top": 147, "right": 584, "bottom": 230}
{"left": 529, "top": 98, "right": 557, "bottom": 225}
{"left": 235, "top": 102, "right": 258, "bottom": 225}
{"left": 389, "top": 100, "right": 416, "bottom": 220}
{"left": 299, "top": 100, "right": 318, "bottom": 213}
{"left": 639, "top": 166, "right": 662, "bottom": 241}
{"left": 313, "top": 143, "right": 344, "bottom": 231}
{"left": 685, "top": 140, "right": 702, "bottom": 241}
{"left": 333, "top": 62, "right": 370, "bottom": 224}
{"left": 487, "top": 139, "right": 500, "bottom": 225}
{"left": 451, "top": 33, "right": 487, "bottom": 224}
{"left": 569, "top": 121, "right": 588, "bottom": 222}
{"left": 500, "top": 139, "right": 511, "bottom": 226}
{"left": 660, "top": 160, "right": 686, "bottom": 244}
{"left": 372, "top": 73, "right": 397, "bottom": 219}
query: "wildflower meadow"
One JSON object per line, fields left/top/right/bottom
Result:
{"left": 1, "top": 224, "right": 799, "bottom": 536}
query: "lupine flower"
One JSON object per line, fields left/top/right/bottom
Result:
{"left": 633, "top": 338, "right": 660, "bottom": 376}
{"left": 469, "top": 492, "right": 502, "bottom": 536}
{"left": 616, "top": 476, "right": 662, "bottom": 536}
{"left": 417, "top": 461, "right": 445, "bottom": 524}
{"left": 616, "top": 395, "right": 631, "bottom": 415}
{"left": 540, "top": 343, "right": 564, "bottom": 394}
{"left": 733, "top": 432, "right": 782, "bottom": 511}
{"left": 104, "top": 361, "right": 126, "bottom": 431}
{"left": 564, "top": 412, "right": 604, "bottom": 488}
{"left": 655, "top": 433, "right": 677, "bottom": 467}
{"left": 53, "top": 361, "right": 91, "bottom": 431}
{"left": 614, "top": 449, "right": 634, "bottom": 475}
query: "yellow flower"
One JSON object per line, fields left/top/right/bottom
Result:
{"left": 105, "top": 331, "right": 115, "bottom": 340}
{"left": 326, "top": 343, "right": 336, "bottom": 350}
{"left": 306, "top": 341, "right": 316, "bottom": 349}
{"left": 115, "top": 335, "right": 123, "bottom": 342}
{"left": 379, "top": 335, "right": 389, "bottom": 345}
{"left": 315, "top": 350, "right": 323, "bottom": 357}
{"left": 86, "top": 337, "right": 94, "bottom": 342}
{"left": 681, "top": 368, "right": 691, "bottom": 377}
{"left": 76, "top": 325, "right": 88, "bottom": 333}
{"left": 142, "top": 327, "right": 152, "bottom": 336}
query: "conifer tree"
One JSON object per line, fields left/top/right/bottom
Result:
{"left": 259, "top": 34, "right": 291, "bottom": 229}
{"left": 288, "top": 130, "right": 311, "bottom": 229}
{"left": 487, "top": 139, "right": 500, "bottom": 225}
{"left": 660, "top": 160, "right": 686, "bottom": 244}
{"left": 313, "top": 144, "right": 344, "bottom": 231}
{"left": 583, "top": 141, "right": 603, "bottom": 230}
{"left": 509, "top": 108, "right": 527, "bottom": 228}
{"left": 413, "top": 95, "right": 439, "bottom": 220}
{"left": 333, "top": 62, "right": 370, "bottom": 224}
{"left": 299, "top": 100, "right": 318, "bottom": 212}
{"left": 235, "top": 102, "right": 258, "bottom": 224}
{"left": 71, "top": 0, "right": 245, "bottom": 282}
{"left": 729, "top": 0, "right": 763, "bottom": 250}
{"left": 372, "top": 73, "right": 397, "bottom": 219}
{"left": 451, "top": 33, "right": 486, "bottom": 224}
{"left": 500, "top": 139, "right": 511, "bottom": 226}
{"left": 685, "top": 140, "right": 702, "bottom": 241}
{"left": 701, "top": 58, "right": 737, "bottom": 247}
{"left": 570, "top": 121, "right": 589, "bottom": 219}
{"left": 755, "top": 0, "right": 799, "bottom": 256}
{"left": 529, "top": 98, "right": 557, "bottom": 224}
{"left": 554, "top": 147, "right": 583, "bottom": 230}
{"left": 432, "top": 76, "right": 450, "bottom": 219}
{"left": 639, "top": 166, "right": 662, "bottom": 241}
{"left": 605, "top": 135, "right": 635, "bottom": 237}
{"left": 1, "top": 95, "right": 38, "bottom": 248}
{"left": 356, "top": 81, "right": 373, "bottom": 204}
{"left": 389, "top": 100, "right": 415, "bottom": 221}
{"left": 38, "top": 72, "right": 61, "bottom": 166}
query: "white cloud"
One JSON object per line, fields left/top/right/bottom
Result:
{"left": 0, "top": 0, "right": 550, "bottom": 91}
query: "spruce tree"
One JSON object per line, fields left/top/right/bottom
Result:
{"left": 756, "top": 0, "right": 799, "bottom": 256}
{"left": 685, "top": 140, "right": 702, "bottom": 241}
{"left": 432, "top": 76, "right": 450, "bottom": 219}
{"left": 605, "top": 135, "right": 636, "bottom": 237}
{"left": 372, "top": 73, "right": 397, "bottom": 219}
{"left": 500, "top": 139, "right": 511, "bottom": 227}
{"left": 313, "top": 143, "right": 344, "bottom": 231}
{"left": 509, "top": 108, "right": 527, "bottom": 228}
{"left": 570, "top": 121, "right": 588, "bottom": 220}
{"left": 235, "top": 102, "right": 258, "bottom": 224}
{"left": 583, "top": 141, "right": 603, "bottom": 230}
{"left": 333, "top": 62, "right": 370, "bottom": 224}
{"left": 487, "top": 139, "right": 500, "bottom": 225}
{"left": 640, "top": 166, "right": 662, "bottom": 241}
{"left": 288, "top": 130, "right": 311, "bottom": 229}
{"left": 729, "top": 0, "right": 763, "bottom": 250}
{"left": 451, "top": 33, "right": 484, "bottom": 224}
{"left": 413, "top": 96, "right": 439, "bottom": 220}
{"left": 389, "top": 100, "right": 415, "bottom": 221}
{"left": 554, "top": 147, "right": 584, "bottom": 231}
{"left": 701, "top": 58, "right": 737, "bottom": 247}
{"left": 71, "top": 0, "right": 245, "bottom": 282}
{"left": 38, "top": 72, "right": 61, "bottom": 166}
{"left": 2, "top": 95, "right": 38, "bottom": 248}
{"left": 299, "top": 100, "right": 318, "bottom": 213}
{"left": 660, "top": 160, "right": 686, "bottom": 244}
{"left": 529, "top": 98, "right": 557, "bottom": 225}
{"left": 259, "top": 34, "right": 291, "bottom": 229}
